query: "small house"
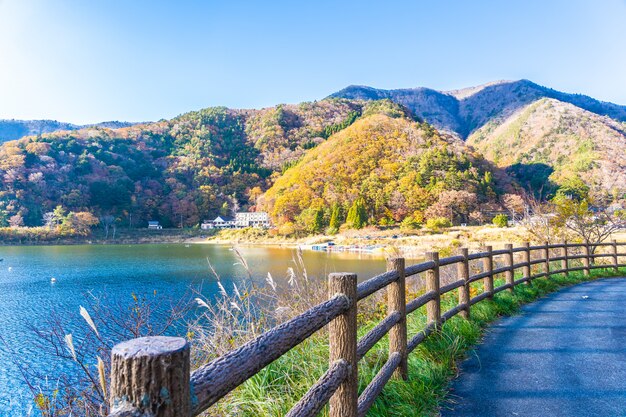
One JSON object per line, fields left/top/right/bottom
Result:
{"left": 148, "top": 221, "right": 162, "bottom": 230}
{"left": 201, "top": 215, "right": 236, "bottom": 229}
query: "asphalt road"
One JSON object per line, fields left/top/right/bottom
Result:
{"left": 441, "top": 278, "right": 626, "bottom": 417}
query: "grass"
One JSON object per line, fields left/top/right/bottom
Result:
{"left": 206, "top": 266, "right": 626, "bottom": 416}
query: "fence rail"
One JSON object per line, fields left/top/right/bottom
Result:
{"left": 107, "top": 240, "right": 626, "bottom": 417}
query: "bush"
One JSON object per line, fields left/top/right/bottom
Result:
{"left": 400, "top": 215, "right": 422, "bottom": 231}
{"left": 277, "top": 221, "right": 297, "bottom": 236}
{"left": 426, "top": 217, "right": 452, "bottom": 230}
{"left": 492, "top": 214, "right": 509, "bottom": 228}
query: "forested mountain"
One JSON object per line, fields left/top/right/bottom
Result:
{"left": 260, "top": 112, "right": 513, "bottom": 232}
{"left": 330, "top": 80, "right": 626, "bottom": 138}
{"left": 0, "top": 119, "right": 136, "bottom": 144}
{"left": 331, "top": 80, "right": 626, "bottom": 198}
{"left": 0, "top": 99, "right": 432, "bottom": 228}
{"left": 467, "top": 98, "right": 626, "bottom": 197}
{"left": 2, "top": 80, "right": 625, "bottom": 231}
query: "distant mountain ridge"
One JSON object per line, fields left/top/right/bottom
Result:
{"left": 329, "top": 80, "right": 626, "bottom": 138}
{"left": 0, "top": 119, "right": 137, "bottom": 143}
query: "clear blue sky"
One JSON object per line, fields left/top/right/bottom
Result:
{"left": 1, "top": 0, "right": 625, "bottom": 124}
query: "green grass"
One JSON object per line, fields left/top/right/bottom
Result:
{"left": 207, "top": 266, "right": 626, "bottom": 416}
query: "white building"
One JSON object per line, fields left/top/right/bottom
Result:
{"left": 148, "top": 221, "right": 162, "bottom": 230}
{"left": 201, "top": 215, "right": 236, "bottom": 229}
{"left": 235, "top": 212, "right": 271, "bottom": 228}
{"left": 201, "top": 212, "right": 271, "bottom": 229}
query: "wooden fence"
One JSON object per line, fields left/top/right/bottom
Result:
{"left": 107, "top": 240, "right": 626, "bottom": 417}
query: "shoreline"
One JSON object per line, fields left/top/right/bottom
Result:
{"left": 6, "top": 227, "right": 626, "bottom": 258}
{"left": 0, "top": 225, "right": 529, "bottom": 261}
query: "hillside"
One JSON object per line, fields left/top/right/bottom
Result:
{"left": 0, "top": 99, "right": 422, "bottom": 228}
{"left": 261, "top": 113, "right": 511, "bottom": 232}
{"left": 0, "top": 119, "right": 137, "bottom": 144}
{"left": 467, "top": 98, "right": 626, "bottom": 196}
{"left": 4, "top": 79, "right": 624, "bottom": 232}
{"left": 330, "top": 80, "right": 626, "bottom": 138}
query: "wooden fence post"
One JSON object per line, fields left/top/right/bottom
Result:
{"left": 613, "top": 240, "right": 619, "bottom": 273}
{"left": 387, "top": 258, "right": 407, "bottom": 381}
{"left": 457, "top": 248, "right": 470, "bottom": 319}
{"left": 329, "top": 273, "right": 358, "bottom": 417}
{"left": 543, "top": 242, "right": 550, "bottom": 278}
{"left": 560, "top": 241, "right": 568, "bottom": 276}
{"left": 505, "top": 243, "right": 514, "bottom": 292}
{"left": 583, "top": 242, "right": 591, "bottom": 276}
{"left": 426, "top": 252, "right": 441, "bottom": 328}
{"left": 109, "top": 336, "right": 191, "bottom": 417}
{"left": 522, "top": 242, "right": 531, "bottom": 284}
{"left": 483, "top": 246, "right": 494, "bottom": 298}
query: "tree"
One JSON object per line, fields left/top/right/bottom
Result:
{"left": 77, "top": 212, "right": 99, "bottom": 234}
{"left": 100, "top": 215, "right": 115, "bottom": 239}
{"left": 552, "top": 194, "right": 626, "bottom": 250}
{"left": 329, "top": 203, "right": 343, "bottom": 231}
{"left": 425, "top": 190, "right": 478, "bottom": 224}
{"left": 502, "top": 194, "right": 525, "bottom": 221}
{"left": 346, "top": 198, "right": 368, "bottom": 229}
{"left": 492, "top": 214, "right": 509, "bottom": 228}
{"left": 520, "top": 197, "right": 562, "bottom": 244}
{"left": 43, "top": 212, "right": 56, "bottom": 229}
{"left": 9, "top": 214, "right": 24, "bottom": 228}
{"left": 296, "top": 207, "right": 325, "bottom": 234}
{"left": 52, "top": 205, "right": 67, "bottom": 228}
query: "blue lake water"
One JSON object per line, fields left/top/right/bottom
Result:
{"left": 0, "top": 243, "right": 390, "bottom": 415}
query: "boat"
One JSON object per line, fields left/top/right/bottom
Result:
{"left": 50, "top": 277, "right": 57, "bottom": 283}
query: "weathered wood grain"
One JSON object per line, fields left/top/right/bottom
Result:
{"left": 189, "top": 294, "right": 350, "bottom": 414}
{"left": 543, "top": 242, "right": 550, "bottom": 277}
{"left": 110, "top": 336, "right": 191, "bottom": 417}
{"left": 505, "top": 244, "right": 514, "bottom": 292}
{"left": 407, "top": 322, "right": 437, "bottom": 353}
{"left": 387, "top": 258, "right": 407, "bottom": 380}
{"left": 583, "top": 243, "right": 591, "bottom": 276}
{"left": 483, "top": 246, "right": 494, "bottom": 299}
{"left": 357, "top": 352, "right": 401, "bottom": 417}
{"left": 356, "top": 311, "right": 401, "bottom": 360}
{"left": 425, "top": 252, "right": 441, "bottom": 328}
{"left": 329, "top": 273, "right": 358, "bottom": 417}
{"left": 457, "top": 248, "right": 470, "bottom": 319}
{"left": 285, "top": 359, "right": 349, "bottom": 417}
{"left": 561, "top": 241, "right": 569, "bottom": 276}
{"left": 522, "top": 242, "right": 531, "bottom": 285}
{"left": 357, "top": 270, "right": 398, "bottom": 301}
{"left": 406, "top": 291, "right": 436, "bottom": 315}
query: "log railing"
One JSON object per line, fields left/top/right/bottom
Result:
{"left": 107, "top": 240, "right": 626, "bottom": 417}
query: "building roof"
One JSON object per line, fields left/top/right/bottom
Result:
{"left": 212, "top": 215, "right": 234, "bottom": 222}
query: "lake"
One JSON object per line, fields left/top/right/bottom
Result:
{"left": 0, "top": 243, "right": 392, "bottom": 415}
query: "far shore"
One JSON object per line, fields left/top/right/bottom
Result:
{"left": 5, "top": 227, "right": 626, "bottom": 260}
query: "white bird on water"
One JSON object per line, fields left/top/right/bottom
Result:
{"left": 51, "top": 277, "right": 57, "bottom": 284}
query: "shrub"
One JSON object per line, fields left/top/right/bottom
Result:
{"left": 400, "top": 215, "right": 422, "bottom": 231}
{"left": 426, "top": 217, "right": 452, "bottom": 230}
{"left": 492, "top": 214, "right": 509, "bottom": 228}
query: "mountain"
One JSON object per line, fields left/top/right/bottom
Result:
{"left": 0, "top": 119, "right": 137, "bottom": 143}
{"left": 331, "top": 80, "right": 626, "bottom": 196}
{"left": 3, "top": 79, "right": 624, "bottom": 232}
{"left": 260, "top": 112, "right": 511, "bottom": 231}
{"left": 467, "top": 98, "right": 626, "bottom": 196}
{"left": 1, "top": 99, "right": 445, "bottom": 228}
{"left": 330, "top": 80, "right": 626, "bottom": 138}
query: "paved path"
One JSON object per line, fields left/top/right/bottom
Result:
{"left": 442, "top": 278, "right": 626, "bottom": 417}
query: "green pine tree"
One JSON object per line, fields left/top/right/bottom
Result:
{"left": 346, "top": 198, "right": 368, "bottom": 229}
{"left": 329, "top": 203, "right": 343, "bottom": 230}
